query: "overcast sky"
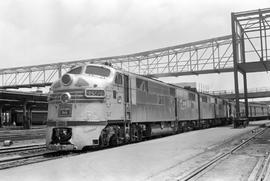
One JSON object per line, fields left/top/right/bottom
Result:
{"left": 0, "top": 0, "right": 269, "bottom": 93}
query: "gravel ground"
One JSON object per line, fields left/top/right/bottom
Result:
{"left": 0, "top": 120, "right": 269, "bottom": 181}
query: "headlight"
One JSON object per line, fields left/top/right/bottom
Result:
{"left": 61, "top": 92, "right": 71, "bottom": 103}
{"left": 85, "top": 89, "right": 105, "bottom": 98}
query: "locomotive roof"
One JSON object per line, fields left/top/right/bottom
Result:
{"left": 104, "top": 63, "right": 230, "bottom": 100}
{"left": 67, "top": 64, "right": 268, "bottom": 107}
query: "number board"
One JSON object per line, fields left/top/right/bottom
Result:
{"left": 58, "top": 104, "right": 72, "bottom": 117}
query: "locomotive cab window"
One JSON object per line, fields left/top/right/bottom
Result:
{"left": 85, "top": 66, "right": 111, "bottom": 77}
{"left": 115, "top": 73, "right": 123, "bottom": 85}
{"left": 68, "top": 66, "right": 82, "bottom": 74}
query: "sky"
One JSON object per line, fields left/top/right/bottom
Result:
{"left": 0, "top": 0, "right": 269, "bottom": 93}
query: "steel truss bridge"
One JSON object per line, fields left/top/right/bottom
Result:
{"left": 0, "top": 35, "right": 234, "bottom": 89}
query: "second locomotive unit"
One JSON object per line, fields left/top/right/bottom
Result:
{"left": 46, "top": 63, "right": 269, "bottom": 150}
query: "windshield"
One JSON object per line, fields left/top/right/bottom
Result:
{"left": 85, "top": 66, "right": 111, "bottom": 77}
{"left": 67, "top": 67, "right": 82, "bottom": 74}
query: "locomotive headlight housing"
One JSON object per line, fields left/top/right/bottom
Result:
{"left": 85, "top": 89, "right": 105, "bottom": 98}
{"left": 61, "top": 92, "right": 71, "bottom": 103}
{"left": 62, "top": 74, "right": 72, "bottom": 86}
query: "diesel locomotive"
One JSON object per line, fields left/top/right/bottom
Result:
{"left": 46, "top": 63, "right": 269, "bottom": 150}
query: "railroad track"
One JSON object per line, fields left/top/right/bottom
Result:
{"left": 176, "top": 126, "right": 268, "bottom": 181}
{"left": 0, "top": 143, "right": 104, "bottom": 170}
{"left": 0, "top": 152, "right": 73, "bottom": 170}
{"left": 0, "top": 129, "right": 46, "bottom": 142}
{"left": 0, "top": 140, "right": 125, "bottom": 170}
{"left": 0, "top": 144, "right": 49, "bottom": 169}
{"left": 0, "top": 144, "right": 46, "bottom": 154}
{"left": 0, "top": 146, "right": 76, "bottom": 170}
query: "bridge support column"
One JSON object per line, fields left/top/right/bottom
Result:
{"left": 27, "top": 106, "right": 32, "bottom": 127}
{"left": 232, "top": 13, "right": 240, "bottom": 127}
{"left": 233, "top": 69, "right": 240, "bottom": 127}
{"left": 232, "top": 11, "right": 252, "bottom": 128}
{"left": 23, "top": 102, "right": 31, "bottom": 129}
{"left": 243, "top": 72, "right": 249, "bottom": 119}
{"left": 7, "top": 109, "right": 12, "bottom": 126}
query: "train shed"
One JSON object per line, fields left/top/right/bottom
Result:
{"left": 0, "top": 89, "right": 47, "bottom": 129}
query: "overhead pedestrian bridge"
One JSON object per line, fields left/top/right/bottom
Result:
{"left": 0, "top": 35, "right": 234, "bottom": 89}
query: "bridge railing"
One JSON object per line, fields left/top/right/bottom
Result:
{"left": 209, "top": 87, "right": 270, "bottom": 96}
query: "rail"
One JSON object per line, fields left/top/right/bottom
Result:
{"left": 0, "top": 144, "right": 46, "bottom": 154}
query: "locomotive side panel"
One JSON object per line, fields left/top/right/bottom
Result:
{"left": 131, "top": 77, "right": 175, "bottom": 123}
{"left": 215, "top": 98, "right": 227, "bottom": 118}
{"left": 199, "top": 94, "right": 215, "bottom": 120}
{"left": 176, "top": 89, "right": 199, "bottom": 121}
